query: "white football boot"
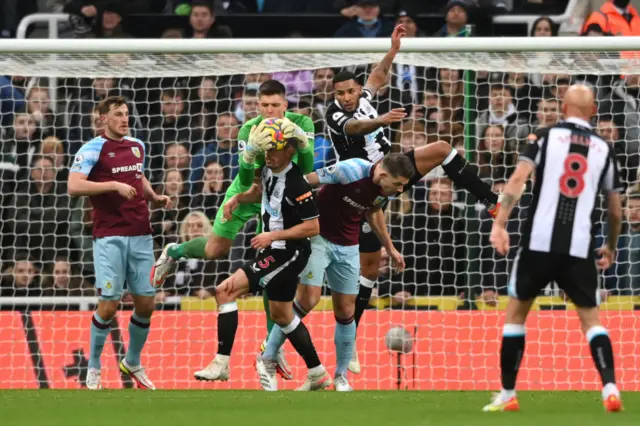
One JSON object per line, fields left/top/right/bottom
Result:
{"left": 334, "top": 374, "right": 353, "bottom": 392}
{"left": 120, "top": 359, "right": 156, "bottom": 390}
{"left": 260, "top": 339, "right": 293, "bottom": 380}
{"left": 295, "top": 368, "right": 332, "bottom": 391}
{"left": 255, "top": 354, "right": 278, "bottom": 391}
{"left": 86, "top": 367, "right": 102, "bottom": 390}
{"left": 348, "top": 350, "right": 361, "bottom": 374}
{"left": 194, "top": 355, "right": 230, "bottom": 382}
{"left": 150, "top": 243, "right": 178, "bottom": 287}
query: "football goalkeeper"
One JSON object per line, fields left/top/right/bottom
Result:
{"left": 152, "top": 79, "right": 314, "bottom": 380}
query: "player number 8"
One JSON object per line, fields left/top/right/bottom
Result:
{"left": 559, "top": 153, "right": 588, "bottom": 198}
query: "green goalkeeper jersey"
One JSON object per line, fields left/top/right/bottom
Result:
{"left": 233, "top": 112, "right": 315, "bottom": 189}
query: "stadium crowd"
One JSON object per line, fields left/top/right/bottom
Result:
{"left": 2, "top": 0, "right": 640, "bottom": 305}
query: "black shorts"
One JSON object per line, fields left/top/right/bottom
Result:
{"left": 359, "top": 217, "right": 382, "bottom": 253}
{"left": 241, "top": 246, "right": 310, "bottom": 302}
{"left": 403, "top": 149, "right": 424, "bottom": 192}
{"left": 510, "top": 248, "right": 599, "bottom": 308}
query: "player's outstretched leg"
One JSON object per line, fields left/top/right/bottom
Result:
{"left": 194, "top": 270, "right": 250, "bottom": 381}
{"left": 258, "top": 300, "right": 330, "bottom": 392}
{"left": 261, "top": 298, "right": 309, "bottom": 380}
{"left": 577, "top": 308, "right": 622, "bottom": 412}
{"left": 483, "top": 298, "right": 532, "bottom": 412}
{"left": 351, "top": 247, "right": 380, "bottom": 374}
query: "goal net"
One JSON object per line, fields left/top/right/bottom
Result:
{"left": 1, "top": 37, "right": 639, "bottom": 391}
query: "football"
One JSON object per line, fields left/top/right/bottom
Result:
{"left": 262, "top": 118, "right": 287, "bottom": 150}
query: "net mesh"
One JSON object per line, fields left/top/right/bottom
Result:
{"left": 1, "top": 50, "right": 640, "bottom": 391}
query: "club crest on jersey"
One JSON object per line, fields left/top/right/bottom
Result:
{"left": 131, "top": 147, "right": 141, "bottom": 158}
{"left": 373, "top": 196, "right": 387, "bottom": 205}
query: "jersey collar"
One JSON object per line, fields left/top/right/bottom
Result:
{"left": 564, "top": 117, "right": 592, "bottom": 129}
{"left": 270, "top": 162, "right": 293, "bottom": 177}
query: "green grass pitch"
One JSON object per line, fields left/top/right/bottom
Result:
{"left": 1, "top": 391, "right": 638, "bottom": 426}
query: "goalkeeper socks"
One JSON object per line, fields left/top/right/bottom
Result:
{"left": 586, "top": 326, "right": 616, "bottom": 386}
{"left": 334, "top": 315, "right": 356, "bottom": 376}
{"left": 125, "top": 312, "right": 150, "bottom": 367}
{"left": 263, "top": 292, "right": 275, "bottom": 336}
{"left": 354, "top": 276, "right": 376, "bottom": 329}
{"left": 441, "top": 150, "right": 498, "bottom": 208}
{"left": 500, "top": 324, "right": 526, "bottom": 391}
{"left": 282, "top": 316, "right": 321, "bottom": 369}
{"left": 264, "top": 299, "right": 309, "bottom": 360}
{"left": 217, "top": 302, "right": 238, "bottom": 356}
{"left": 168, "top": 237, "right": 207, "bottom": 260}
{"left": 89, "top": 312, "right": 111, "bottom": 370}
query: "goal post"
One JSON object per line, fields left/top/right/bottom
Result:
{"left": 0, "top": 36, "right": 639, "bottom": 391}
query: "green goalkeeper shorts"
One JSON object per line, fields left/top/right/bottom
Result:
{"left": 213, "top": 191, "right": 261, "bottom": 241}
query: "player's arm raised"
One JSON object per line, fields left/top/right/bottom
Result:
{"left": 365, "top": 207, "right": 405, "bottom": 272}
{"left": 363, "top": 24, "right": 405, "bottom": 97}
{"left": 343, "top": 108, "right": 406, "bottom": 136}
{"left": 238, "top": 122, "right": 272, "bottom": 187}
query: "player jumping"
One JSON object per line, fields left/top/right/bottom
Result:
{"left": 193, "top": 135, "right": 332, "bottom": 391}
{"left": 257, "top": 154, "right": 413, "bottom": 391}
{"left": 485, "top": 85, "right": 623, "bottom": 412}
{"left": 325, "top": 24, "right": 503, "bottom": 374}
{"left": 67, "top": 96, "right": 172, "bottom": 390}
{"left": 152, "top": 80, "right": 314, "bottom": 380}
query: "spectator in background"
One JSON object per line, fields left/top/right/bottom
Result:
{"left": 190, "top": 112, "right": 240, "bottom": 185}
{"left": 505, "top": 72, "right": 542, "bottom": 123}
{"left": 609, "top": 73, "right": 640, "bottom": 156}
{"left": 435, "top": 0, "right": 469, "bottom": 37}
{"left": 476, "top": 77, "right": 530, "bottom": 153}
{"left": 235, "top": 89, "right": 259, "bottom": 123}
{"left": 164, "top": 143, "right": 192, "bottom": 187}
{"left": 0, "top": 112, "right": 40, "bottom": 199}
{"left": 42, "top": 256, "right": 94, "bottom": 296}
{"left": 396, "top": 120, "right": 428, "bottom": 153}
{"left": 541, "top": 72, "right": 571, "bottom": 102}
{"left": 0, "top": 76, "right": 26, "bottom": 129}
{"left": 188, "top": 0, "right": 232, "bottom": 38}
{"left": 597, "top": 114, "right": 637, "bottom": 189}
{"left": 156, "top": 211, "right": 218, "bottom": 302}
{"left": 334, "top": 0, "right": 394, "bottom": 38}
{"left": 193, "top": 76, "right": 221, "bottom": 141}
{"left": 391, "top": 178, "right": 467, "bottom": 296}
{"left": 438, "top": 68, "right": 464, "bottom": 123}
{"left": 190, "top": 160, "right": 228, "bottom": 220}
{"left": 0, "top": 253, "right": 41, "bottom": 297}
{"left": 477, "top": 124, "right": 516, "bottom": 181}
{"left": 533, "top": 96, "right": 561, "bottom": 129}
{"left": 310, "top": 68, "right": 335, "bottom": 134}
{"left": 616, "top": 189, "right": 640, "bottom": 295}
{"left": 150, "top": 169, "right": 189, "bottom": 250}
{"left": 530, "top": 16, "right": 558, "bottom": 37}
{"left": 68, "top": 196, "right": 94, "bottom": 279}
{"left": 26, "top": 87, "right": 56, "bottom": 139}
{"left": 396, "top": 9, "right": 426, "bottom": 37}
{"left": 148, "top": 88, "right": 202, "bottom": 179}
{"left": 581, "top": 0, "right": 640, "bottom": 36}
{"left": 66, "top": 1, "right": 131, "bottom": 38}
{"left": 40, "top": 136, "right": 69, "bottom": 183}
{"left": 4, "top": 156, "right": 70, "bottom": 266}
{"left": 271, "top": 69, "right": 314, "bottom": 104}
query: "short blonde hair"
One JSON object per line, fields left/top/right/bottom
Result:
{"left": 41, "top": 136, "right": 64, "bottom": 155}
{"left": 179, "top": 211, "right": 212, "bottom": 242}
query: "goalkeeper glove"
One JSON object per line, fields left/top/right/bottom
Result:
{"left": 281, "top": 117, "right": 310, "bottom": 149}
{"left": 243, "top": 123, "right": 273, "bottom": 164}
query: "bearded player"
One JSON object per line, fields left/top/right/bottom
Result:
{"left": 152, "top": 79, "right": 313, "bottom": 380}
{"left": 67, "top": 96, "right": 172, "bottom": 390}
{"left": 325, "top": 25, "right": 504, "bottom": 373}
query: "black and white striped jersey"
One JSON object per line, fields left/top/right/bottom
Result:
{"left": 261, "top": 163, "right": 319, "bottom": 251}
{"left": 325, "top": 88, "right": 391, "bottom": 163}
{"left": 519, "top": 117, "right": 623, "bottom": 259}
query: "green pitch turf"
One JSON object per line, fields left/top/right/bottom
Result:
{"left": 1, "top": 391, "right": 638, "bottom": 426}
